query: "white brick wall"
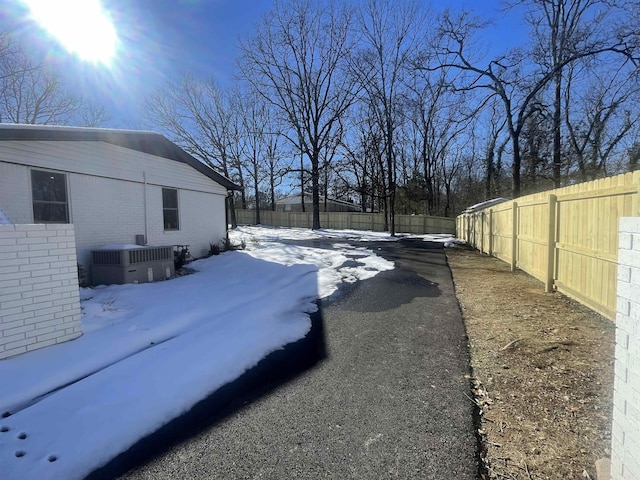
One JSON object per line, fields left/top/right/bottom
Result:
{"left": 0, "top": 224, "right": 82, "bottom": 360}
{"left": 612, "top": 216, "right": 640, "bottom": 479}
{"left": 70, "top": 174, "right": 227, "bottom": 264}
{"left": 145, "top": 185, "right": 227, "bottom": 258}
{"left": 69, "top": 173, "right": 148, "bottom": 266}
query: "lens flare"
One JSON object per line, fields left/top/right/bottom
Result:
{"left": 23, "top": 0, "right": 118, "bottom": 65}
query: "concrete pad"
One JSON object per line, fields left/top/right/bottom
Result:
{"left": 596, "top": 457, "right": 611, "bottom": 480}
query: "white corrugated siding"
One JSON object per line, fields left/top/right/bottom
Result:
{"left": 0, "top": 140, "right": 227, "bottom": 195}
{"left": 0, "top": 140, "right": 228, "bottom": 270}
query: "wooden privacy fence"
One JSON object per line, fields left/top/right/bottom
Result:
{"left": 235, "top": 209, "right": 456, "bottom": 235}
{"left": 456, "top": 171, "right": 640, "bottom": 320}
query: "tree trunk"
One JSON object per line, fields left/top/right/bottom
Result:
{"left": 311, "top": 151, "right": 321, "bottom": 230}
{"left": 512, "top": 139, "right": 522, "bottom": 198}
{"left": 254, "top": 163, "right": 261, "bottom": 225}
{"left": 444, "top": 182, "right": 452, "bottom": 217}
{"left": 227, "top": 195, "right": 237, "bottom": 229}
{"left": 370, "top": 189, "right": 375, "bottom": 214}
{"left": 234, "top": 163, "right": 247, "bottom": 209}
{"left": 485, "top": 136, "right": 497, "bottom": 199}
{"left": 270, "top": 175, "right": 276, "bottom": 211}
{"left": 300, "top": 153, "right": 306, "bottom": 213}
{"left": 386, "top": 127, "right": 396, "bottom": 236}
{"left": 323, "top": 166, "right": 329, "bottom": 212}
{"left": 552, "top": 71, "right": 562, "bottom": 188}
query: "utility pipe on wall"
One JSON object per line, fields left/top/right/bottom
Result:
{"left": 143, "top": 171, "right": 148, "bottom": 244}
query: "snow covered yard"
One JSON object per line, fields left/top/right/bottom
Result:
{"left": 0, "top": 227, "right": 397, "bottom": 480}
{"left": 230, "top": 225, "right": 464, "bottom": 250}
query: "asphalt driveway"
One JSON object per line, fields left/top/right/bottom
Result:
{"left": 97, "top": 239, "right": 478, "bottom": 479}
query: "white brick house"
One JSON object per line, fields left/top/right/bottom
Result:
{"left": 0, "top": 124, "right": 239, "bottom": 271}
{"left": 0, "top": 125, "right": 237, "bottom": 359}
{"left": 612, "top": 217, "right": 640, "bottom": 479}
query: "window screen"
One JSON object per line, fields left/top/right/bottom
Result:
{"left": 31, "top": 170, "right": 69, "bottom": 223}
{"left": 162, "top": 188, "right": 179, "bottom": 230}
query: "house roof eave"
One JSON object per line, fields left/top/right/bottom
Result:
{"left": 0, "top": 124, "right": 241, "bottom": 191}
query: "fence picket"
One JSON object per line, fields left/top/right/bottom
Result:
{"left": 457, "top": 172, "right": 640, "bottom": 320}
{"left": 234, "top": 209, "right": 457, "bottom": 235}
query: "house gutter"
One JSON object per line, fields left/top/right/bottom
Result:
{"left": 226, "top": 191, "right": 237, "bottom": 231}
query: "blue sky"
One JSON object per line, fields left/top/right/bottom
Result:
{"left": 1, "top": 0, "right": 525, "bottom": 128}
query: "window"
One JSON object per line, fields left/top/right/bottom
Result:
{"left": 31, "top": 170, "right": 69, "bottom": 223}
{"left": 162, "top": 188, "right": 179, "bottom": 230}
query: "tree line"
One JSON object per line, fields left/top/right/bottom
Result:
{"left": 149, "top": 0, "right": 639, "bottom": 232}
{"left": 2, "top": 1, "right": 639, "bottom": 232}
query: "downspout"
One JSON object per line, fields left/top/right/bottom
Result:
{"left": 143, "top": 171, "right": 148, "bottom": 244}
{"left": 225, "top": 192, "right": 230, "bottom": 240}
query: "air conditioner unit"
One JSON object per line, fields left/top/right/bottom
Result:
{"left": 91, "top": 246, "right": 174, "bottom": 286}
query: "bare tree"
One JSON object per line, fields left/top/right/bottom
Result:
{"left": 76, "top": 101, "right": 109, "bottom": 127}
{"left": 144, "top": 75, "right": 234, "bottom": 176}
{"left": 520, "top": 0, "right": 636, "bottom": 187}
{"left": 353, "top": 0, "right": 428, "bottom": 234}
{"left": 260, "top": 109, "right": 290, "bottom": 211}
{"left": 236, "top": 90, "right": 289, "bottom": 222}
{"left": 405, "top": 65, "right": 476, "bottom": 215}
{"left": 239, "top": 0, "right": 357, "bottom": 229}
{"left": 433, "top": 6, "right": 637, "bottom": 197}
{"left": 225, "top": 90, "right": 249, "bottom": 209}
{"left": 564, "top": 62, "right": 640, "bottom": 179}
{"left": 144, "top": 75, "right": 249, "bottom": 226}
{"left": 336, "top": 105, "right": 385, "bottom": 212}
{"left": 481, "top": 99, "right": 508, "bottom": 199}
{"left": 0, "top": 68, "right": 79, "bottom": 124}
{"left": 0, "top": 34, "right": 104, "bottom": 126}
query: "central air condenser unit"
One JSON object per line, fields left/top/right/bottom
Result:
{"left": 91, "top": 246, "right": 174, "bottom": 286}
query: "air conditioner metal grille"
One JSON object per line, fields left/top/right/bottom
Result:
{"left": 91, "top": 246, "right": 172, "bottom": 267}
{"left": 91, "top": 245, "right": 175, "bottom": 286}
{"left": 91, "top": 250, "right": 123, "bottom": 266}
{"left": 128, "top": 246, "right": 172, "bottom": 265}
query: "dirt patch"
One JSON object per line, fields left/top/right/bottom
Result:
{"left": 446, "top": 247, "right": 615, "bottom": 480}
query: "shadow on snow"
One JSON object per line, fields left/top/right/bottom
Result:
{"left": 85, "top": 305, "right": 327, "bottom": 480}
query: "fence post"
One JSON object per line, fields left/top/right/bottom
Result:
{"left": 545, "top": 194, "right": 557, "bottom": 292}
{"left": 480, "top": 211, "right": 485, "bottom": 253}
{"left": 472, "top": 214, "right": 477, "bottom": 247}
{"left": 489, "top": 209, "right": 494, "bottom": 256}
{"left": 634, "top": 176, "right": 640, "bottom": 216}
{"left": 474, "top": 214, "right": 478, "bottom": 247}
{"left": 511, "top": 202, "right": 518, "bottom": 272}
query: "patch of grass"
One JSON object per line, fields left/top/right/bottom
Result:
{"left": 209, "top": 242, "right": 221, "bottom": 256}
{"left": 206, "top": 237, "right": 247, "bottom": 257}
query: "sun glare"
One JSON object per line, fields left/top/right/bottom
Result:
{"left": 23, "top": 0, "right": 118, "bottom": 65}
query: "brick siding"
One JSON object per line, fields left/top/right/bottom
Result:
{"left": 612, "top": 217, "right": 640, "bottom": 479}
{"left": 0, "top": 224, "right": 82, "bottom": 360}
